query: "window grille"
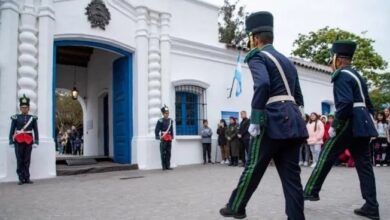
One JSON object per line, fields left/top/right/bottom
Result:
{"left": 175, "top": 85, "right": 207, "bottom": 135}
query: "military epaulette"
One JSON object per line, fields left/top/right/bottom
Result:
{"left": 10, "top": 114, "right": 18, "bottom": 120}
{"left": 158, "top": 118, "right": 163, "bottom": 123}
{"left": 244, "top": 48, "right": 260, "bottom": 63}
{"left": 32, "top": 115, "right": 38, "bottom": 120}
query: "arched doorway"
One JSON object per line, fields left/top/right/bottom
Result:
{"left": 53, "top": 40, "right": 133, "bottom": 164}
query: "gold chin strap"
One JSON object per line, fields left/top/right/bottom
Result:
{"left": 248, "top": 32, "right": 255, "bottom": 49}
{"left": 332, "top": 54, "right": 337, "bottom": 70}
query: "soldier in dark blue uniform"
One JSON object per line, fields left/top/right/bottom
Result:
{"left": 155, "top": 105, "right": 174, "bottom": 171}
{"left": 304, "top": 40, "right": 380, "bottom": 220}
{"left": 9, "top": 95, "right": 39, "bottom": 185}
{"left": 220, "top": 12, "right": 308, "bottom": 220}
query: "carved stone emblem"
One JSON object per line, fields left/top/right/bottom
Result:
{"left": 85, "top": 0, "right": 111, "bottom": 30}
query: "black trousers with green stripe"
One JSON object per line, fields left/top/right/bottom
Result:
{"left": 227, "top": 132, "right": 305, "bottom": 220}
{"left": 160, "top": 141, "right": 172, "bottom": 169}
{"left": 304, "top": 122, "right": 379, "bottom": 213}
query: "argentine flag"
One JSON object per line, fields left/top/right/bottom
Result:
{"left": 234, "top": 53, "right": 243, "bottom": 97}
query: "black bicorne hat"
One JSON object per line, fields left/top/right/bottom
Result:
{"left": 19, "top": 94, "right": 30, "bottom": 107}
{"left": 331, "top": 40, "right": 357, "bottom": 58}
{"left": 161, "top": 105, "right": 169, "bottom": 114}
{"left": 245, "top": 11, "right": 273, "bottom": 35}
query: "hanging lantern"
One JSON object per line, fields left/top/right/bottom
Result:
{"left": 71, "top": 87, "right": 79, "bottom": 100}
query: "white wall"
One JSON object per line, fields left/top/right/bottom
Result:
{"left": 54, "top": 0, "right": 136, "bottom": 51}
{"left": 296, "top": 66, "right": 334, "bottom": 114}
{"left": 84, "top": 48, "right": 120, "bottom": 157}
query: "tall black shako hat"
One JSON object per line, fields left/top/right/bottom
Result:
{"left": 19, "top": 94, "right": 30, "bottom": 107}
{"left": 245, "top": 11, "right": 273, "bottom": 35}
{"left": 331, "top": 40, "right": 357, "bottom": 58}
{"left": 161, "top": 105, "right": 169, "bottom": 114}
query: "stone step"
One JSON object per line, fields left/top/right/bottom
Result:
{"left": 56, "top": 161, "right": 138, "bottom": 176}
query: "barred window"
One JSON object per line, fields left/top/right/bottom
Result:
{"left": 175, "top": 85, "right": 207, "bottom": 135}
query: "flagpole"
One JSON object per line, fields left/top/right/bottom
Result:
{"left": 228, "top": 77, "right": 235, "bottom": 99}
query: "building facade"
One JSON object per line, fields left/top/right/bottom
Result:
{"left": 0, "top": 0, "right": 333, "bottom": 182}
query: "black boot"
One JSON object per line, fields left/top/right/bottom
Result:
{"left": 354, "top": 207, "right": 380, "bottom": 220}
{"left": 219, "top": 206, "right": 246, "bottom": 219}
{"left": 304, "top": 192, "right": 320, "bottom": 201}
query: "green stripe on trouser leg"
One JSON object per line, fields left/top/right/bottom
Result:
{"left": 304, "top": 121, "right": 350, "bottom": 195}
{"left": 232, "top": 130, "right": 265, "bottom": 212}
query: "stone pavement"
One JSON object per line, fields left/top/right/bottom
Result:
{"left": 0, "top": 164, "right": 389, "bottom": 220}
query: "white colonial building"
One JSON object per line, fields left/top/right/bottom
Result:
{"left": 0, "top": 0, "right": 333, "bottom": 182}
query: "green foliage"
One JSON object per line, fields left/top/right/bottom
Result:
{"left": 369, "top": 72, "right": 390, "bottom": 111}
{"left": 218, "top": 0, "right": 248, "bottom": 48}
{"left": 56, "top": 91, "right": 83, "bottom": 132}
{"left": 292, "top": 27, "right": 388, "bottom": 86}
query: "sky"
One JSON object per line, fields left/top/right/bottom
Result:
{"left": 204, "top": 0, "right": 390, "bottom": 70}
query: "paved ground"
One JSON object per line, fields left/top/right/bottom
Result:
{"left": 0, "top": 164, "right": 389, "bottom": 220}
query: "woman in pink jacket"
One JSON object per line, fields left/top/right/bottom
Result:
{"left": 306, "top": 113, "right": 325, "bottom": 168}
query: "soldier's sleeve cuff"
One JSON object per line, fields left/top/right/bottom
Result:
{"left": 250, "top": 109, "right": 267, "bottom": 126}
{"left": 332, "top": 118, "right": 346, "bottom": 131}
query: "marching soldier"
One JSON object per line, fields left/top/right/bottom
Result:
{"left": 155, "top": 105, "right": 174, "bottom": 171}
{"left": 220, "top": 11, "right": 308, "bottom": 219}
{"left": 304, "top": 40, "right": 380, "bottom": 220}
{"left": 9, "top": 94, "right": 39, "bottom": 185}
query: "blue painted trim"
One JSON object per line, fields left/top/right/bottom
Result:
{"left": 52, "top": 45, "right": 57, "bottom": 138}
{"left": 54, "top": 40, "right": 132, "bottom": 56}
{"left": 53, "top": 39, "right": 133, "bottom": 163}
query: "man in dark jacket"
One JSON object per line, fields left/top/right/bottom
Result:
{"left": 304, "top": 40, "right": 380, "bottom": 220}
{"left": 238, "top": 111, "right": 250, "bottom": 166}
{"left": 220, "top": 11, "right": 308, "bottom": 220}
{"left": 155, "top": 105, "right": 174, "bottom": 171}
{"left": 9, "top": 95, "right": 39, "bottom": 185}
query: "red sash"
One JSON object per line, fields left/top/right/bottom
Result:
{"left": 162, "top": 134, "right": 172, "bottom": 142}
{"left": 14, "top": 133, "right": 33, "bottom": 144}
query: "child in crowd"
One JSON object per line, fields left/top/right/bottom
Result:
{"left": 200, "top": 120, "right": 213, "bottom": 164}
{"left": 373, "top": 112, "right": 389, "bottom": 166}
{"left": 306, "top": 112, "right": 324, "bottom": 168}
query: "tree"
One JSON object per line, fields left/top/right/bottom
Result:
{"left": 56, "top": 91, "right": 83, "bottom": 132}
{"left": 292, "top": 27, "right": 388, "bottom": 87}
{"left": 218, "top": 0, "right": 248, "bottom": 48}
{"left": 369, "top": 72, "right": 390, "bottom": 111}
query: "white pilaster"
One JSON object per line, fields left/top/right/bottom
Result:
{"left": 0, "top": 0, "right": 20, "bottom": 182}
{"left": 33, "top": 0, "right": 56, "bottom": 179}
{"left": 160, "top": 12, "right": 172, "bottom": 109}
{"left": 134, "top": 6, "right": 149, "bottom": 137}
{"left": 17, "top": 0, "right": 38, "bottom": 114}
{"left": 147, "top": 11, "right": 162, "bottom": 134}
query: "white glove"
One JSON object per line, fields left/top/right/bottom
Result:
{"left": 33, "top": 144, "right": 38, "bottom": 148}
{"left": 248, "top": 124, "right": 260, "bottom": 137}
{"left": 328, "top": 127, "right": 336, "bottom": 138}
{"left": 299, "top": 106, "right": 305, "bottom": 119}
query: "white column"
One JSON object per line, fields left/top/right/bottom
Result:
{"left": 37, "top": 0, "right": 55, "bottom": 140}
{"left": 147, "top": 11, "right": 162, "bottom": 134}
{"left": 134, "top": 6, "right": 149, "bottom": 137}
{"left": 0, "top": 0, "right": 20, "bottom": 182}
{"left": 160, "top": 13, "right": 172, "bottom": 109}
{"left": 17, "top": 0, "right": 38, "bottom": 114}
{"left": 31, "top": 0, "right": 56, "bottom": 179}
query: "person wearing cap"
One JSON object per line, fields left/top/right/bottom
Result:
{"left": 155, "top": 105, "right": 174, "bottom": 171}
{"left": 304, "top": 40, "right": 380, "bottom": 220}
{"left": 9, "top": 94, "right": 39, "bottom": 185}
{"left": 220, "top": 11, "right": 308, "bottom": 220}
